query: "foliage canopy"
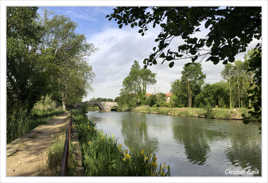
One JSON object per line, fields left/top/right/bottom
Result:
{"left": 107, "top": 7, "right": 261, "bottom": 67}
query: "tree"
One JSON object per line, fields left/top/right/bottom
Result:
{"left": 170, "top": 79, "right": 187, "bottom": 107}
{"left": 145, "top": 93, "right": 167, "bottom": 107}
{"left": 120, "top": 61, "right": 156, "bottom": 107}
{"left": 221, "top": 60, "right": 251, "bottom": 109}
{"left": 118, "top": 92, "right": 138, "bottom": 110}
{"left": 181, "top": 63, "right": 205, "bottom": 107}
{"left": 231, "top": 61, "right": 250, "bottom": 108}
{"left": 155, "top": 93, "right": 167, "bottom": 107}
{"left": 145, "top": 94, "right": 157, "bottom": 107}
{"left": 245, "top": 47, "right": 261, "bottom": 122}
{"left": 195, "top": 82, "right": 229, "bottom": 108}
{"left": 107, "top": 7, "right": 261, "bottom": 67}
{"left": 7, "top": 7, "right": 96, "bottom": 140}
{"left": 7, "top": 7, "right": 47, "bottom": 113}
{"left": 221, "top": 64, "right": 235, "bottom": 108}
{"left": 40, "top": 13, "right": 95, "bottom": 109}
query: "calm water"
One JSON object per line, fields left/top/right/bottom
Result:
{"left": 87, "top": 111, "right": 261, "bottom": 176}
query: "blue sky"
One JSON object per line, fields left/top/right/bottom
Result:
{"left": 36, "top": 7, "right": 255, "bottom": 100}
{"left": 38, "top": 7, "right": 115, "bottom": 37}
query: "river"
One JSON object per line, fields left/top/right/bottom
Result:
{"left": 87, "top": 111, "right": 261, "bottom": 176}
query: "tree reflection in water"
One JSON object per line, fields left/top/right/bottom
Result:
{"left": 172, "top": 117, "right": 261, "bottom": 175}
{"left": 224, "top": 123, "right": 261, "bottom": 175}
{"left": 121, "top": 112, "right": 158, "bottom": 154}
{"left": 172, "top": 118, "right": 225, "bottom": 165}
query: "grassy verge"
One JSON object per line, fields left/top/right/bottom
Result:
{"left": 32, "top": 108, "right": 65, "bottom": 118}
{"left": 132, "top": 105, "right": 246, "bottom": 120}
{"left": 46, "top": 134, "right": 77, "bottom": 176}
{"left": 87, "top": 106, "right": 99, "bottom": 111}
{"left": 7, "top": 107, "right": 65, "bottom": 143}
{"left": 71, "top": 109, "right": 170, "bottom": 176}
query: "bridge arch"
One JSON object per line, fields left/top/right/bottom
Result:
{"left": 87, "top": 101, "right": 105, "bottom": 111}
{"left": 86, "top": 101, "right": 118, "bottom": 112}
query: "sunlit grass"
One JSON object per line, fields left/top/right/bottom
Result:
{"left": 133, "top": 105, "right": 245, "bottom": 120}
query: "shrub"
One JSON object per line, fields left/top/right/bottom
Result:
{"left": 204, "top": 105, "right": 214, "bottom": 119}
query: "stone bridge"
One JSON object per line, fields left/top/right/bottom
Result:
{"left": 87, "top": 101, "right": 118, "bottom": 112}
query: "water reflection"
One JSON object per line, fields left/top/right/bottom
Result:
{"left": 172, "top": 118, "right": 233, "bottom": 166}
{"left": 90, "top": 112, "right": 261, "bottom": 176}
{"left": 121, "top": 112, "right": 158, "bottom": 154}
{"left": 224, "top": 124, "right": 261, "bottom": 175}
{"left": 172, "top": 117, "right": 261, "bottom": 174}
{"left": 172, "top": 118, "right": 211, "bottom": 165}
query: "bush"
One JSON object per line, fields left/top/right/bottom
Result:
{"left": 214, "top": 109, "right": 231, "bottom": 119}
{"left": 33, "top": 95, "right": 57, "bottom": 111}
{"left": 204, "top": 105, "right": 214, "bottom": 119}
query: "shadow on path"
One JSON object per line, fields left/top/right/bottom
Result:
{"left": 6, "top": 113, "right": 70, "bottom": 176}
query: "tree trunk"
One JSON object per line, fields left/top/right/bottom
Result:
{"left": 237, "top": 78, "right": 241, "bottom": 108}
{"left": 229, "top": 80, "right": 232, "bottom": 109}
{"left": 62, "top": 93, "right": 66, "bottom": 111}
{"left": 187, "top": 80, "right": 192, "bottom": 108}
{"left": 62, "top": 100, "right": 66, "bottom": 111}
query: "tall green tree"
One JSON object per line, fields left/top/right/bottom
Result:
{"left": 221, "top": 64, "right": 235, "bottom": 108}
{"left": 40, "top": 13, "right": 95, "bottom": 109}
{"left": 221, "top": 60, "right": 251, "bottom": 109}
{"left": 120, "top": 61, "right": 156, "bottom": 108}
{"left": 245, "top": 47, "right": 261, "bottom": 122}
{"left": 181, "top": 63, "right": 206, "bottom": 107}
{"left": 231, "top": 61, "right": 250, "bottom": 108}
{"left": 170, "top": 79, "right": 187, "bottom": 107}
{"left": 7, "top": 7, "right": 47, "bottom": 113}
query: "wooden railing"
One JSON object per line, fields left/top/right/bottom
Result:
{"left": 60, "top": 118, "right": 72, "bottom": 176}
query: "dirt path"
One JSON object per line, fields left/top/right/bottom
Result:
{"left": 6, "top": 113, "right": 70, "bottom": 176}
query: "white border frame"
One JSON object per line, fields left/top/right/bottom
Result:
{"left": 1, "top": 1, "right": 267, "bottom": 183}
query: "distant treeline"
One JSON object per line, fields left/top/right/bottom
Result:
{"left": 90, "top": 97, "right": 114, "bottom": 102}
{"left": 115, "top": 51, "right": 261, "bottom": 122}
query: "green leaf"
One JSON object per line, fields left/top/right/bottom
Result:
{"left": 169, "top": 62, "right": 174, "bottom": 68}
{"left": 166, "top": 56, "right": 173, "bottom": 61}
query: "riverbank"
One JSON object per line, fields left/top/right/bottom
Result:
{"left": 132, "top": 105, "right": 247, "bottom": 120}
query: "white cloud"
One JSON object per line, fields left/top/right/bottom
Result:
{"left": 85, "top": 27, "right": 160, "bottom": 99}
{"left": 84, "top": 26, "right": 253, "bottom": 100}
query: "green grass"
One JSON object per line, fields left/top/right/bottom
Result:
{"left": 47, "top": 134, "right": 77, "bottom": 176}
{"left": 133, "top": 105, "right": 245, "bottom": 120}
{"left": 32, "top": 108, "right": 65, "bottom": 118}
{"left": 71, "top": 109, "right": 170, "bottom": 176}
{"left": 87, "top": 106, "right": 99, "bottom": 111}
{"left": 7, "top": 107, "right": 65, "bottom": 143}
